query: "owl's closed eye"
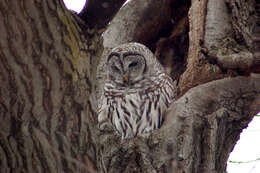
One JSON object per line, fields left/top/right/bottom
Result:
{"left": 98, "top": 42, "right": 175, "bottom": 139}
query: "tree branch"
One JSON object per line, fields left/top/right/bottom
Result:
{"left": 157, "top": 75, "right": 260, "bottom": 172}
{"left": 102, "top": 0, "right": 172, "bottom": 49}
{"left": 207, "top": 49, "right": 260, "bottom": 71}
{"left": 79, "top": 0, "right": 127, "bottom": 28}
{"left": 99, "top": 75, "right": 260, "bottom": 173}
{"left": 203, "top": 0, "right": 260, "bottom": 72}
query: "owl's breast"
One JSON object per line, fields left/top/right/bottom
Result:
{"left": 103, "top": 73, "right": 175, "bottom": 139}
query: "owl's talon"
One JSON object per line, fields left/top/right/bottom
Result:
{"left": 98, "top": 121, "right": 114, "bottom": 132}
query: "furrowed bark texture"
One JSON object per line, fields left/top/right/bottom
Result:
{"left": 0, "top": 0, "right": 102, "bottom": 172}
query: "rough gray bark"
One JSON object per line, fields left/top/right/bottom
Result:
{"left": 205, "top": 0, "right": 260, "bottom": 71}
{"left": 0, "top": 0, "right": 259, "bottom": 173}
{"left": 0, "top": 0, "right": 102, "bottom": 172}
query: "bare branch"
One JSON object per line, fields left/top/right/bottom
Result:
{"left": 207, "top": 48, "right": 260, "bottom": 71}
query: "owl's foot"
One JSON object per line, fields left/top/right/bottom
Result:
{"left": 98, "top": 120, "right": 114, "bottom": 132}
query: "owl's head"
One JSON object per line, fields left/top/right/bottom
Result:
{"left": 107, "top": 43, "right": 163, "bottom": 87}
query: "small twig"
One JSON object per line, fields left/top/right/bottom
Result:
{"left": 228, "top": 157, "right": 260, "bottom": 164}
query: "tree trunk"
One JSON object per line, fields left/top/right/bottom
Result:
{"left": 0, "top": 0, "right": 259, "bottom": 173}
{"left": 0, "top": 0, "right": 102, "bottom": 172}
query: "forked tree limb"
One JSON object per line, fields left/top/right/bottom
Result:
{"left": 99, "top": 74, "right": 260, "bottom": 172}
{"left": 93, "top": 0, "right": 260, "bottom": 172}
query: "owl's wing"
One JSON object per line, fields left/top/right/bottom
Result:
{"left": 159, "top": 74, "right": 175, "bottom": 122}
{"left": 97, "top": 93, "right": 111, "bottom": 129}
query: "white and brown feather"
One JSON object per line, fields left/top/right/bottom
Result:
{"left": 98, "top": 43, "right": 175, "bottom": 139}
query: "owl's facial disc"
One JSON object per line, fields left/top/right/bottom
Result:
{"left": 123, "top": 54, "right": 146, "bottom": 85}
{"left": 107, "top": 53, "right": 146, "bottom": 86}
{"left": 107, "top": 55, "right": 125, "bottom": 84}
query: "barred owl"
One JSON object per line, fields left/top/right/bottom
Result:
{"left": 98, "top": 43, "right": 175, "bottom": 139}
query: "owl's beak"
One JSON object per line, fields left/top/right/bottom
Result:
{"left": 123, "top": 75, "right": 129, "bottom": 83}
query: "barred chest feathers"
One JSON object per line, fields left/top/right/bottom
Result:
{"left": 98, "top": 73, "right": 174, "bottom": 139}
